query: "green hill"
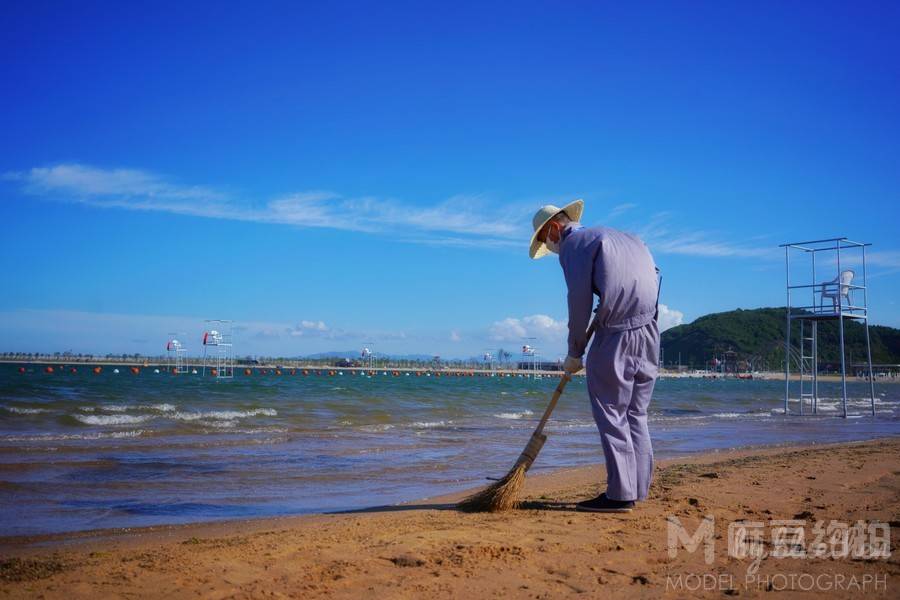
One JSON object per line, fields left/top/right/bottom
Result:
{"left": 660, "top": 307, "right": 900, "bottom": 370}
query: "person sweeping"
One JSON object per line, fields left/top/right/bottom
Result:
{"left": 458, "top": 199, "right": 660, "bottom": 513}
{"left": 532, "top": 199, "right": 660, "bottom": 513}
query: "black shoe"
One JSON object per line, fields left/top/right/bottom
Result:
{"left": 575, "top": 493, "right": 635, "bottom": 513}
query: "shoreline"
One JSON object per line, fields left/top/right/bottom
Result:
{"left": 0, "top": 437, "right": 891, "bottom": 552}
{"left": 2, "top": 437, "right": 897, "bottom": 599}
{"left": 2, "top": 436, "right": 896, "bottom": 552}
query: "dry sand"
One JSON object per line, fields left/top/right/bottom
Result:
{"left": 1, "top": 439, "right": 898, "bottom": 599}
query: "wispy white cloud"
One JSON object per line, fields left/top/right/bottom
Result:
{"left": 286, "top": 320, "right": 329, "bottom": 337}
{"left": 637, "top": 212, "right": 777, "bottom": 259}
{"left": 862, "top": 250, "right": 900, "bottom": 279}
{"left": 283, "top": 319, "right": 408, "bottom": 342}
{"left": 6, "top": 163, "right": 528, "bottom": 246}
{"left": 0, "top": 308, "right": 410, "bottom": 355}
{"left": 17, "top": 164, "right": 889, "bottom": 268}
{"left": 866, "top": 250, "right": 900, "bottom": 269}
{"left": 605, "top": 202, "right": 637, "bottom": 221}
{"left": 488, "top": 314, "right": 567, "bottom": 343}
{"left": 488, "top": 306, "right": 684, "bottom": 345}
{"left": 6, "top": 164, "right": 224, "bottom": 202}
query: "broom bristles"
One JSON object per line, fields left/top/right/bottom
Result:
{"left": 457, "top": 462, "right": 527, "bottom": 512}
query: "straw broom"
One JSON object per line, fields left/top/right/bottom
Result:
{"left": 458, "top": 315, "right": 599, "bottom": 512}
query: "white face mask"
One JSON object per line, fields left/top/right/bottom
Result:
{"left": 545, "top": 238, "right": 560, "bottom": 254}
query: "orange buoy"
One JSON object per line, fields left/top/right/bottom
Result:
{"left": 93, "top": 366, "right": 102, "bottom": 375}
{"left": 328, "top": 370, "right": 336, "bottom": 376}
{"left": 130, "top": 366, "right": 140, "bottom": 374}
{"left": 44, "top": 366, "right": 54, "bottom": 374}
{"left": 244, "top": 368, "right": 252, "bottom": 375}
{"left": 275, "top": 369, "right": 282, "bottom": 375}
{"left": 18, "top": 366, "right": 26, "bottom": 373}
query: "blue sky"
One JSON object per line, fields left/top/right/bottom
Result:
{"left": 1, "top": 1, "right": 899, "bottom": 359}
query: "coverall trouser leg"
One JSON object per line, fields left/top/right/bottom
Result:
{"left": 586, "top": 321, "right": 659, "bottom": 501}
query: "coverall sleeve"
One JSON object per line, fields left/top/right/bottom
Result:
{"left": 560, "top": 242, "right": 596, "bottom": 359}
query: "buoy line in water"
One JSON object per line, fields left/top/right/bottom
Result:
{"left": 13, "top": 365, "right": 566, "bottom": 379}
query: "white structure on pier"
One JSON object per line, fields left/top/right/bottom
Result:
{"left": 166, "top": 332, "right": 188, "bottom": 374}
{"left": 201, "top": 320, "right": 234, "bottom": 379}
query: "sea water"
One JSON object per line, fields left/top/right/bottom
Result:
{"left": 1, "top": 364, "right": 898, "bottom": 535}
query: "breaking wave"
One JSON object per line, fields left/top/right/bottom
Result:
{"left": 3, "top": 406, "right": 50, "bottom": 414}
{"left": 494, "top": 410, "right": 534, "bottom": 420}
{"left": 74, "top": 414, "right": 154, "bottom": 426}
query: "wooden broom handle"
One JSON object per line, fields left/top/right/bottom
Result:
{"left": 533, "top": 314, "right": 600, "bottom": 437}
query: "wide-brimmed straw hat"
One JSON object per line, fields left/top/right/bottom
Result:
{"left": 529, "top": 199, "right": 584, "bottom": 259}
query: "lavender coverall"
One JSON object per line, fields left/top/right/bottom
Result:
{"left": 559, "top": 224, "right": 660, "bottom": 501}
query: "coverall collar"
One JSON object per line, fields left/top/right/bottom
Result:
{"left": 560, "top": 222, "right": 583, "bottom": 244}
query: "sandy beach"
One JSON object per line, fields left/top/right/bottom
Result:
{"left": 1, "top": 438, "right": 897, "bottom": 598}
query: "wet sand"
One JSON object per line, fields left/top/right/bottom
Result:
{"left": 1, "top": 438, "right": 898, "bottom": 598}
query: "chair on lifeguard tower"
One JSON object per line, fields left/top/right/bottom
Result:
{"left": 820, "top": 270, "right": 854, "bottom": 312}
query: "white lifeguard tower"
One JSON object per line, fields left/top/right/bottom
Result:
{"left": 201, "top": 320, "right": 234, "bottom": 379}
{"left": 781, "top": 238, "right": 876, "bottom": 417}
{"left": 521, "top": 342, "right": 539, "bottom": 379}
{"left": 483, "top": 351, "right": 495, "bottom": 373}
{"left": 166, "top": 332, "right": 188, "bottom": 374}
{"left": 361, "top": 345, "right": 376, "bottom": 371}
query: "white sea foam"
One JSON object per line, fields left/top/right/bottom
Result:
{"left": 410, "top": 420, "right": 450, "bottom": 429}
{"left": 4, "top": 406, "right": 49, "bottom": 414}
{"left": 171, "top": 411, "right": 202, "bottom": 421}
{"left": 108, "top": 429, "right": 145, "bottom": 438}
{"left": 73, "top": 414, "right": 153, "bottom": 426}
{"left": 710, "top": 412, "right": 751, "bottom": 419}
{"left": 494, "top": 410, "right": 534, "bottom": 420}
{"left": 359, "top": 424, "right": 394, "bottom": 432}
{"left": 224, "top": 427, "right": 289, "bottom": 436}
{"left": 545, "top": 419, "right": 596, "bottom": 431}
{"left": 8, "top": 429, "right": 146, "bottom": 441}
{"left": 171, "top": 408, "right": 277, "bottom": 421}
{"left": 201, "top": 420, "right": 238, "bottom": 429}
